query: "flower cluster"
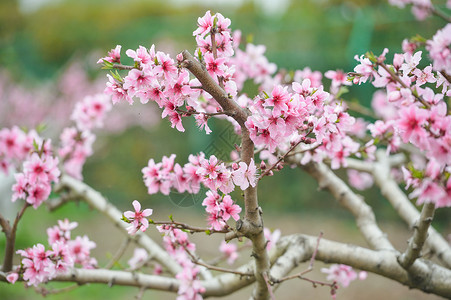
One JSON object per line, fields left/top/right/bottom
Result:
{"left": 71, "top": 94, "right": 112, "bottom": 131}
{"left": 142, "top": 153, "right": 257, "bottom": 195}
{"left": 12, "top": 150, "right": 60, "bottom": 209}
{"left": 219, "top": 240, "right": 238, "bottom": 265}
{"left": 7, "top": 219, "right": 97, "bottom": 286}
{"left": 321, "top": 264, "right": 367, "bottom": 288}
{"left": 158, "top": 225, "right": 205, "bottom": 300}
{"left": 59, "top": 93, "right": 112, "bottom": 180}
{"left": 0, "top": 126, "right": 37, "bottom": 174}
{"left": 202, "top": 190, "right": 241, "bottom": 230}
{"left": 353, "top": 45, "right": 451, "bottom": 207}
{"left": 388, "top": 0, "right": 432, "bottom": 20}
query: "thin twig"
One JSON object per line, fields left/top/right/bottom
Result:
{"left": 2, "top": 202, "right": 30, "bottom": 272}
{"left": 184, "top": 247, "right": 253, "bottom": 277}
{"left": 259, "top": 132, "right": 313, "bottom": 180}
{"left": 429, "top": 6, "right": 451, "bottom": 23}
{"left": 263, "top": 272, "right": 276, "bottom": 300}
{"left": 104, "top": 237, "right": 131, "bottom": 269}
{"left": 150, "top": 220, "right": 230, "bottom": 234}
{"left": 34, "top": 284, "right": 80, "bottom": 296}
{"left": 112, "top": 63, "right": 137, "bottom": 71}
{"left": 377, "top": 62, "right": 430, "bottom": 109}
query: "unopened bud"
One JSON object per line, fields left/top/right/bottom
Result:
{"left": 230, "top": 150, "right": 239, "bottom": 161}
{"left": 231, "top": 162, "right": 239, "bottom": 170}
{"left": 176, "top": 53, "right": 184, "bottom": 62}
{"left": 260, "top": 161, "right": 267, "bottom": 170}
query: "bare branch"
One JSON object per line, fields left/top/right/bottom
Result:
{"left": 2, "top": 202, "right": 30, "bottom": 272}
{"left": 298, "top": 160, "right": 394, "bottom": 251}
{"left": 373, "top": 150, "right": 451, "bottom": 269}
{"left": 57, "top": 175, "right": 182, "bottom": 275}
{"left": 104, "top": 237, "right": 131, "bottom": 269}
{"left": 398, "top": 202, "right": 436, "bottom": 269}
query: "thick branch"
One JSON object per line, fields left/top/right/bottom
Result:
{"left": 181, "top": 50, "right": 270, "bottom": 300}
{"left": 398, "top": 202, "right": 435, "bottom": 269}
{"left": 275, "top": 234, "right": 451, "bottom": 298}
{"left": 2, "top": 202, "right": 29, "bottom": 272}
{"left": 373, "top": 150, "right": 451, "bottom": 269}
{"left": 57, "top": 175, "right": 182, "bottom": 275}
{"left": 299, "top": 161, "right": 394, "bottom": 251}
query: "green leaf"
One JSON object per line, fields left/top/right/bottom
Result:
{"left": 262, "top": 91, "right": 270, "bottom": 99}
{"left": 411, "top": 34, "right": 426, "bottom": 44}
{"left": 205, "top": 230, "right": 211, "bottom": 235}
{"left": 32, "top": 139, "right": 39, "bottom": 152}
{"left": 35, "top": 123, "right": 47, "bottom": 134}
{"left": 335, "top": 86, "right": 349, "bottom": 99}
{"left": 365, "top": 51, "right": 377, "bottom": 63}
{"left": 246, "top": 33, "right": 254, "bottom": 44}
{"left": 101, "top": 60, "right": 114, "bottom": 70}
{"left": 169, "top": 214, "right": 174, "bottom": 222}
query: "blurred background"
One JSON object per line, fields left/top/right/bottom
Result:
{"left": 0, "top": 0, "right": 449, "bottom": 299}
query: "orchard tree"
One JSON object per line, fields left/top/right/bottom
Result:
{"left": 1, "top": 1, "right": 451, "bottom": 299}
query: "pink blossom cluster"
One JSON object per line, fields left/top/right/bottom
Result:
{"left": 101, "top": 44, "right": 200, "bottom": 132}
{"left": 71, "top": 94, "right": 112, "bottom": 131}
{"left": 12, "top": 150, "right": 60, "bottom": 209}
{"left": 353, "top": 45, "right": 451, "bottom": 207}
{"left": 142, "top": 153, "right": 257, "bottom": 196}
{"left": 202, "top": 190, "right": 241, "bottom": 230}
{"left": 219, "top": 240, "right": 238, "bottom": 265}
{"left": 58, "top": 127, "right": 95, "bottom": 180}
{"left": 0, "top": 126, "right": 37, "bottom": 174}
{"left": 122, "top": 200, "right": 153, "bottom": 235}
{"left": 99, "top": 10, "right": 241, "bottom": 134}
{"left": 127, "top": 248, "right": 149, "bottom": 270}
{"left": 426, "top": 24, "right": 451, "bottom": 74}
{"left": 158, "top": 224, "right": 205, "bottom": 300}
{"left": 194, "top": 11, "right": 237, "bottom": 98}
{"left": 388, "top": 0, "right": 432, "bottom": 20}
{"left": 321, "top": 264, "right": 367, "bottom": 288}
{"left": 7, "top": 219, "right": 97, "bottom": 286}
{"left": 59, "top": 93, "right": 112, "bottom": 180}
{"left": 245, "top": 80, "right": 360, "bottom": 169}
{"left": 231, "top": 43, "right": 277, "bottom": 90}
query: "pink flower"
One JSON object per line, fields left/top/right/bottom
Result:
{"left": 264, "top": 228, "right": 281, "bottom": 251}
{"left": 219, "top": 195, "right": 241, "bottom": 221}
{"left": 195, "top": 113, "right": 212, "bottom": 134}
{"left": 396, "top": 105, "right": 428, "bottom": 145}
{"left": 321, "top": 264, "right": 358, "bottom": 287}
{"left": 126, "top": 45, "right": 152, "bottom": 65}
{"left": 232, "top": 159, "right": 257, "bottom": 190}
{"left": 97, "top": 45, "right": 121, "bottom": 64}
{"left": 347, "top": 169, "right": 374, "bottom": 191}
{"left": 193, "top": 10, "right": 213, "bottom": 37}
{"left": 219, "top": 241, "right": 238, "bottom": 265}
{"left": 204, "top": 53, "right": 226, "bottom": 78}
{"left": 123, "top": 200, "right": 153, "bottom": 235}
{"left": 128, "top": 248, "right": 149, "bottom": 269}
{"left": 6, "top": 272, "right": 19, "bottom": 284}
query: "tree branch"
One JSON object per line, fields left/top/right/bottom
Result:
{"left": 272, "top": 234, "right": 451, "bottom": 298}
{"left": 2, "top": 202, "right": 29, "bottom": 272}
{"left": 181, "top": 50, "right": 270, "bottom": 300}
{"left": 57, "top": 175, "right": 182, "bottom": 275}
{"left": 398, "top": 202, "right": 435, "bottom": 270}
{"left": 298, "top": 160, "right": 394, "bottom": 251}
{"left": 373, "top": 150, "right": 451, "bottom": 269}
